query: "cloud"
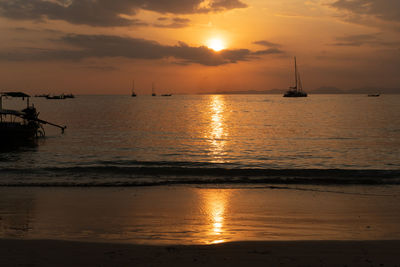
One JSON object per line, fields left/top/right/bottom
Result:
{"left": 0, "top": 0, "right": 145, "bottom": 27}
{"left": 153, "top": 17, "right": 191, "bottom": 28}
{"left": 0, "top": 34, "right": 283, "bottom": 66}
{"left": 331, "top": 33, "right": 400, "bottom": 46}
{"left": 0, "top": 0, "right": 247, "bottom": 27}
{"left": 207, "top": 0, "right": 247, "bottom": 11}
{"left": 253, "top": 40, "right": 282, "bottom": 48}
{"left": 330, "top": 0, "right": 400, "bottom": 22}
{"left": 251, "top": 48, "right": 284, "bottom": 55}
{"left": 84, "top": 65, "right": 119, "bottom": 71}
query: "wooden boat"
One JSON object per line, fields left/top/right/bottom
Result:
{"left": 283, "top": 57, "right": 307, "bottom": 97}
{"left": 0, "top": 92, "right": 66, "bottom": 144}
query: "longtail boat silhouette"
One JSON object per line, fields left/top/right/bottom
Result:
{"left": 0, "top": 92, "right": 66, "bottom": 144}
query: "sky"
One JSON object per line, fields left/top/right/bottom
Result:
{"left": 0, "top": 0, "right": 399, "bottom": 95}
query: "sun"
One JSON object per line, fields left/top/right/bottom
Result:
{"left": 207, "top": 38, "right": 225, "bottom": 52}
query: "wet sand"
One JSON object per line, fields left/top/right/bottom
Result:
{"left": 1, "top": 186, "right": 400, "bottom": 244}
{"left": 1, "top": 239, "right": 400, "bottom": 266}
{"left": 0, "top": 186, "right": 400, "bottom": 266}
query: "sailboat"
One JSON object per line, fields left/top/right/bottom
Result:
{"left": 131, "top": 80, "right": 137, "bottom": 97}
{"left": 151, "top": 82, "right": 156, "bottom": 96}
{"left": 283, "top": 57, "right": 307, "bottom": 97}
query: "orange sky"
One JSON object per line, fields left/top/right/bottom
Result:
{"left": 0, "top": 0, "right": 399, "bottom": 94}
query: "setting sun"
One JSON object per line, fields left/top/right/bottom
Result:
{"left": 207, "top": 38, "right": 225, "bottom": 51}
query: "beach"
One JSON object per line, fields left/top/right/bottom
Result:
{"left": 1, "top": 186, "right": 400, "bottom": 266}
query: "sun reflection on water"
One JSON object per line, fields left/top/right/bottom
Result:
{"left": 206, "top": 95, "right": 228, "bottom": 162}
{"left": 199, "top": 189, "right": 231, "bottom": 244}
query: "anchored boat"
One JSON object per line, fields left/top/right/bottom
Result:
{"left": 46, "top": 94, "right": 65, "bottom": 99}
{"left": 283, "top": 57, "right": 307, "bottom": 97}
{"left": 151, "top": 82, "right": 156, "bottom": 96}
{"left": 131, "top": 80, "right": 137, "bottom": 97}
{"left": 0, "top": 92, "right": 66, "bottom": 144}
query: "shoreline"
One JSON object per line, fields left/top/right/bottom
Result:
{"left": 1, "top": 186, "right": 399, "bottom": 244}
{"left": 1, "top": 239, "right": 400, "bottom": 266}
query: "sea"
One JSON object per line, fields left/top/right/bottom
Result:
{"left": 1, "top": 94, "right": 399, "bottom": 187}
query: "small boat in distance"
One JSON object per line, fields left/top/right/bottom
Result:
{"left": 64, "top": 93, "right": 75, "bottom": 98}
{"left": 283, "top": 57, "right": 307, "bottom": 97}
{"left": 151, "top": 83, "right": 156, "bottom": 96}
{"left": 35, "top": 94, "right": 49, "bottom": 98}
{"left": 152, "top": 82, "right": 156, "bottom": 96}
{"left": 131, "top": 80, "right": 137, "bottom": 97}
{"left": 368, "top": 93, "right": 380, "bottom": 97}
{"left": 161, "top": 94, "right": 172, "bottom": 97}
{"left": 46, "top": 94, "right": 65, "bottom": 99}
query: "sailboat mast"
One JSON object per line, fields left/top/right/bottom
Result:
{"left": 132, "top": 80, "right": 135, "bottom": 93}
{"left": 294, "top": 56, "right": 298, "bottom": 92}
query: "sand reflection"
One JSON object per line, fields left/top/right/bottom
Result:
{"left": 199, "top": 189, "right": 232, "bottom": 244}
{"left": 206, "top": 95, "right": 228, "bottom": 162}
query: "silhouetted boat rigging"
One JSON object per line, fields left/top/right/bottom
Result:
{"left": 131, "top": 80, "right": 137, "bottom": 97}
{"left": 283, "top": 57, "right": 307, "bottom": 97}
{"left": 0, "top": 92, "right": 66, "bottom": 143}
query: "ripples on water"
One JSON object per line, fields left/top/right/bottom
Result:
{"left": 0, "top": 94, "right": 399, "bottom": 185}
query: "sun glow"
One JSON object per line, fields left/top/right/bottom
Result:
{"left": 207, "top": 38, "right": 225, "bottom": 51}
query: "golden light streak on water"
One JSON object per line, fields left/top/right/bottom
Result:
{"left": 199, "top": 189, "right": 231, "bottom": 244}
{"left": 206, "top": 95, "right": 228, "bottom": 162}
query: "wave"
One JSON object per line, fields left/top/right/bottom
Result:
{"left": 0, "top": 161, "right": 399, "bottom": 186}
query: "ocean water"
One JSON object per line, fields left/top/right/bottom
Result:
{"left": 1, "top": 94, "right": 399, "bottom": 186}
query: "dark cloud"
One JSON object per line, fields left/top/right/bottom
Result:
{"left": 0, "top": 34, "right": 283, "bottom": 66}
{"left": 0, "top": 0, "right": 247, "bottom": 27}
{"left": 140, "top": 0, "right": 247, "bottom": 14}
{"left": 331, "top": 0, "right": 400, "bottom": 22}
{"left": 153, "top": 17, "right": 191, "bottom": 28}
{"left": 84, "top": 65, "right": 119, "bottom": 71}
{"left": 252, "top": 48, "right": 284, "bottom": 55}
{"left": 331, "top": 33, "right": 400, "bottom": 46}
{"left": 0, "top": 0, "right": 146, "bottom": 27}
{"left": 207, "top": 0, "right": 247, "bottom": 11}
{"left": 253, "top": 40, "right": 282, "bottom": 48}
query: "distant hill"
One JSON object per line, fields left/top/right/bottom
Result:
{"left": 201, "top": 89, "right": 283, "bottom": 95}
{"left": 310, "top": 86, "right": 343, "bottom": 94}
{"left": 347, "top": 87, "right": 399, "bottom": 94}
{"left": 311, "top": 87, "right": 399, "bottom": 94}
{"left": 200, "top": 87, "right": 400, "bottom": 94}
